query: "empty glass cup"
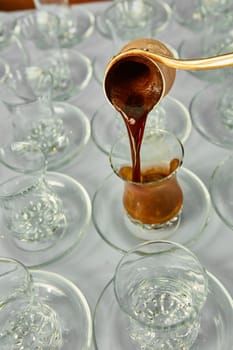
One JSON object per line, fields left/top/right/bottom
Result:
{"left": 109, "top": 128, "right": 184, "bottom": 234}
{"left": 173, "top": 0, "right": 233, "bottom": 32}
{"left": 0, "top": 65, "right": 90, "bottom": 170}
{"left": 0, "top": 65, "right": 67, "bottom": 159}
{"left": 33, "top": 0, "right": 95, "bottom": 48}
{"left": 114, "top": 240, "right": 208, "bottom": 349}
{"left": 12, "top": 10, "right": 92, "bottom": 101}
{"left": 0, "top": 142, "right": 67, "bottom": 250}
{"left": 0, "top": 257, "right": 63, "bottom": 349}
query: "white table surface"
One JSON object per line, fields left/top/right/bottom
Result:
{"left": 1, "top": 2, "right": 233, "bottom": 348}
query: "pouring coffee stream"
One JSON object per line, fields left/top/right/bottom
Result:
{"left": 104, "top": 38, "right": 233, "bottom": 182}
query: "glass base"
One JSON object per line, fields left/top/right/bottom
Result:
{"left": 210, "top": 155, "right": 233, "bottom": 230}
{"left": 30, "top": 269, "right": 92, "bottom": 350}
{"left": 57, "top": 7, "right": 95, "bottom": 48}
{"left": 37, "top": 49, "right": 93, "bottom": 101}
{"left": 91, "top": 96, "right": 191, "bottom": 155}
{"left": 190, "top": 80, "right": 233, "bottom": 149}
{"left": 44, "top": 102, "right": 90, "bottom": 170}
{"left": 93, "top": 272, "right": 233, "bottom": 350}
{"left": 124, "top": 210, "right": 181, "bottom": 240}
{"left": 92, "top": 168, "right": 211, "bottom": 253}
{"left": 0, "top": 172, "right": 91, "bottom": 267}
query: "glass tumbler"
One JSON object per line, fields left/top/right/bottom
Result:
{"left": 0, "top": 142, "right": 66, "bottom": 250}
{"left": 114, "top": 240, "right": 208, "bottom": 349}
{"left": 33, "top": 0, "right": 95, "bottom": 48}
{"left": 109, "top": 129, "right": 184, "bottom": 232}
{"left": 0, "top": 257, "right": 62, "bottom": 349}
{"left": 12, "top": 10, "right": 92, "bottom": 101}
{"left": 0, "top": 65, "right": 71, "bottom": 167}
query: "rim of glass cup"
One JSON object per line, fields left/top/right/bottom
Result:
{"left": 1, "top": 65, "right": 54, "bottom": 106}
{"left": 113, "top": 239, "right": 208, "bottom": 330}
{"left": 0, "top": 142, "right": 47, "bottom": 199}
{"left": 109, "top": 128, "right": 184, "bottom": 185}
{"left": 0, "top": 256, "right": 32, "bottom": 307}
{"left": 105, "top": 0, "right": 162, "bottom": 24}
{"left": 0, "top": 141, "right": 46, "bottom": 174}
{"left": 12, "top": 10, "right": 60, "bottom": 41}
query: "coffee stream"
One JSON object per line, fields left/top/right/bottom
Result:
{"left": 105, "top": 57, "right": 164, "bottom": 182}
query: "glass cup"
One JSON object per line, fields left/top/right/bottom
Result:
{"left": 114, "top": 240, "right": 208, "bottom": 349}
{"left": 0, "top": 142, "right": 66, "bottom": 250}
{"left": 12, "top": 11, "right": 92, "bottom": 101}
{"left": 109, "top": 129, "right": 184, "bottom": 233}
{"left": 0, "top": 257, "right": 63, "bottom": 349}
{"left": 0, "top": 65, "right": 72, "bottom": 166}
{"left": 33, "top": 0, "right": 95, "bottom": 48}
{"left": 173, "top": 0, "right": 232, "bottom": 32}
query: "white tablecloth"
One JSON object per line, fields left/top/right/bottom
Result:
{"left": 1, "top": 2, "right": 233, "bottom": 348}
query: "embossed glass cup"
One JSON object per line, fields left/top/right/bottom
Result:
{"left": 12, "top": 11, "right": 92, "bottom": 101}
{"left": 0, "top": 142, "right": 66, "bottom": 250}
{"left": 0, "top": 65, "right": 75, "bottom": 169}
{"left": 114, "top": 240, "right": 208, "bottom": 349}
{"left": 0, "top": 257, "right": 63, "bottom": 349}
{"left": 33, "top": 0, "right": 95, "bottom": 48}
{"left": 173, "top": 0, "right": 232, "bottom": 32}
{"left": 109, "top": 129, "right": 184, "bottom": 236}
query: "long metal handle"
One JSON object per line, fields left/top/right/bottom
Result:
{"left": 118, "top": 48, "right": 233, "bottom": 71}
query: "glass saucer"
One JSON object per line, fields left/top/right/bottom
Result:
{"left": 57, "top": 7, "right": 95, "bottom": 48}
{"left": 38, "top": 49, "right": 93, "bottom": 101}
{"left": 31, "top": 269, "right": 92, "bottom": 349}
{"left": 0, "top": 171, "right": 91, "bottom": 267}
{"left": 179, "top": 33, "right": 233, "bottom": 83}
{"left": 93, "top": 272, "right": 233, "bottom": 350}
{"left": 45, "top": 101, "right": 90, "bottom": 171}
{"left": 95, "top": 0, "right": 171, "bottom": 39}
{"left": 190, "top": 80, "right": 233, "bottom": 149}
{"left": 210, "top": 155, "right": 233, "bottom": 230}
{"left": 91, "top": 96, "right": 192, "bottom": 155}
{"left": 92, "top": 168, "right": 211, "bottom": 253}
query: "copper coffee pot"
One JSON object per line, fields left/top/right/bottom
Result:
{"left": 104, "top": 38, "right": 233, "bottom": 113}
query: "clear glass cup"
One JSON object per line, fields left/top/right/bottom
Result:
{"left": 173, "top": 0, "right": 232, "bottom": 32}
{"left": 0, "top": 257, "right": 63, "bottom": 349}
{"left": 114, "top": 240, "right": 208, "bottom": 349}
{"left": 0, "top": 142, "right": 67, "bottom": 250}
{"left": 0, "top": 65, "right": 90, "bottom": 170}
{"left": 0, "top": 66, "right": 67, "bottom": 158}
{"left": 33, "top": 0, "right": 95, "bottom": 48}
{"left": 109, "top": 128, "right": 184, "bottom": 232}
{"left": 12, "top": 10, "right": 92, "bottom": 101}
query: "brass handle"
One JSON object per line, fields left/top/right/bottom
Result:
{"left": 117, "top": 48, "right": 233, "bottom": 71}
